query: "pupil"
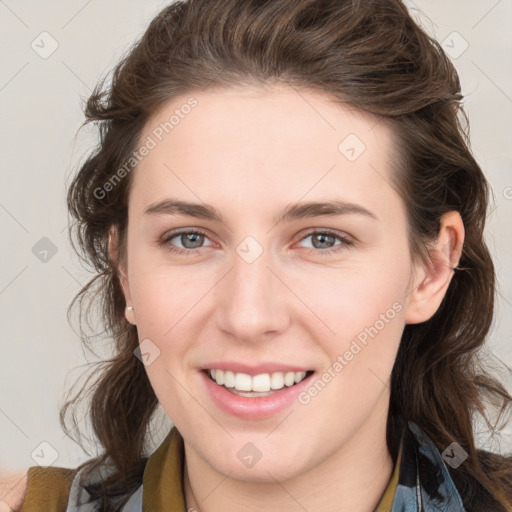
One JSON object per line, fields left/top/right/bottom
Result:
{"left": 314, "top": 234, "right": 333, "bottom": 249}
{"left": 184, "top": 233, "right": 202, "bottom": 248}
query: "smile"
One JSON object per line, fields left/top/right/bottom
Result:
{"left": 201, "top": 368, "right": 316, "bottom": 420}
{"left": 207, "top": 368, "right": 312, "bottom": 395}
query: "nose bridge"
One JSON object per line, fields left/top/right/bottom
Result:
{"left": 214, "top": 235, "right": 289, "bottom": 341}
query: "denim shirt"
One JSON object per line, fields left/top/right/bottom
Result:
{"left": 392, "top": 421, "right": 467, "bottom": 511}
{"left": 65, "top": 421, "right": 500, "bottom": 512}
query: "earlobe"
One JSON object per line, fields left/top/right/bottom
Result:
{"left": 404, "top": 211, "right": 465, "bottom": 325}
{"left": 108, "top": 226, "right": 137, "bottom": 326}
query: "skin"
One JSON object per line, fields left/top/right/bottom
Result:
{"left": 109, "top": 84, "right": 464, "bottom": 512}
{"left": 0, "top": 472, "right": 27, "bottom": 510}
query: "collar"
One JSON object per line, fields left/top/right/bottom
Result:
{"left": 391, "top": 421, "right": 467, "bottom": 511}
{"left": 142, "top": 426, "right": 186, "bottom": 510}
{"left": 140, "top": 421, "right": 470, "bottom": 512}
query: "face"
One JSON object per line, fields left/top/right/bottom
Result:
{"left": 117, "top": 84, "right": 426, "bottom": 482}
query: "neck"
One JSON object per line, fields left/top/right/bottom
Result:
{"left": 183, "top": 391, "right": 394, "bottom": 512}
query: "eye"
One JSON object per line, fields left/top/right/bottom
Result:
{"left": 159, "top": 228, "right": 214, "bottom": 255}
{"left": 297, "top": 230, "right": 354, "bottom": 256}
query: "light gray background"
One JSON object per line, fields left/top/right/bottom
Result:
{"left": 1, "top": 0, "right": 511, "bottom": 471}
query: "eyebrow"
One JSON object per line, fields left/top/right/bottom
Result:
{"left": 143, "top": 198, "right": 378, "bottom": 224}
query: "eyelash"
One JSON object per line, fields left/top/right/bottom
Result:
{"left": 159, "top": 228, "right": 354, "bottom": 257}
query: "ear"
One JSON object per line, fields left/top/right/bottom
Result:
{"left": 108, "top": 225, "right": 137, "bottom": 325}
{"left": 404, "top": 211, "right": 465, "bottom": 324}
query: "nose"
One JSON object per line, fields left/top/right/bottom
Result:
{"left": 213, "top": 243, "right": 291, "bottom": 344}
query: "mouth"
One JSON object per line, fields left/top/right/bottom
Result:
{"left": 202, "top": 368, "right": 315, "bottom": 397}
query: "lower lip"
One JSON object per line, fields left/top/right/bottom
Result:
{"left": 200, "top": 370, "right": 315, "bottom": 421}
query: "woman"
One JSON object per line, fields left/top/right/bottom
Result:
{"left": 6, "top": 0, "right": 512, "bottom": 510}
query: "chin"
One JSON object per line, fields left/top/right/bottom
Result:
{"left": 204, "top": 442, "right": 309, "bottom": 483}
{"left": 219, "top": 459, "right": 302, "bottom": 483}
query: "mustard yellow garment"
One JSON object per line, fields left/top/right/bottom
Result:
{"left": 18, "top": 466, "right": 76, "bottom": 512}
{"left": 19, "top": 427, "right": 400, "bottom": 511}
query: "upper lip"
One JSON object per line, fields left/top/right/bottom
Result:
{"left": 201, "top": 362, "right": 313, "bottom": 376}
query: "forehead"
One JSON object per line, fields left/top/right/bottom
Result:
{"left": 144, "top": 83, "right": 390, "bottom": 148}
{"left": 130, "top": 84, "right": 400, "bottom": 221}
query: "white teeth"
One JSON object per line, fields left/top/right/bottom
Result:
{"left": 252, "top": 374, "right": 271, "bottom": 392}
{"left": 214, "top": 370, "right": 224, "bottom": 386}
{"left": 208, "top": 369, "right": 309, "bottom": 392}
{"left": 270, "top": 372, "right": 284, "bottom": 390}
{"left": 284, "top": 372, "right": 295, "bottom": 387}
{"left": 295, "top": 371, "right": 307, "bottom": 384}
{"left": 224, "top": 370, "right": 235, "bottom": 388}
{"left": 235, "top": 373, "right": 252, "bottom": 391}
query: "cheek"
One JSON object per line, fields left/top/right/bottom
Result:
{"left": 128, "top": 263, "right": 201, "bottom": 420}
{"left": 296, "top": 268, "right": 406, "bottom": 433}
{"left": 294, "top": 252, "right": 408, "bottom": 398}
{"left": 294, "top": 253, "right": 409, "bottom": 343}
{"left": 129, "top": 253, "right": 207, "bottom": 330}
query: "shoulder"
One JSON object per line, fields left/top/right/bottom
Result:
{"left": 0, "top": 471, "right": 27, "bottom": 510}
{"left": 1, "top": 466, "right": 78, "bottom": 512}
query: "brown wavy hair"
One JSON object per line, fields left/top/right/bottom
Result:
{"left": 61, "top": 0, "right": 512, "bottom": 510}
